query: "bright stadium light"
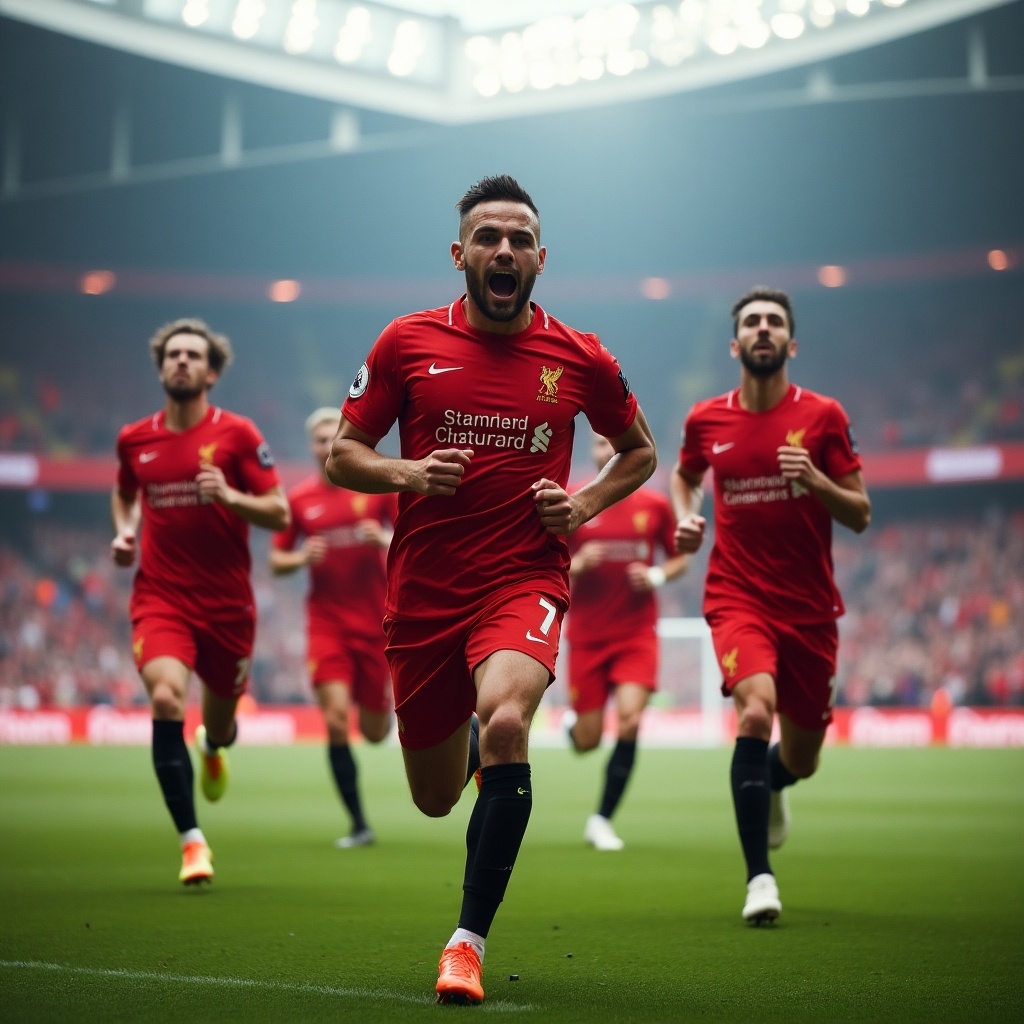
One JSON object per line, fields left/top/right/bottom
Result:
{"left": 284, "top": 1, "right": 319, "bottom": 55}
{"left": 9, "top": 0, "right": 1017, "bottom": 124}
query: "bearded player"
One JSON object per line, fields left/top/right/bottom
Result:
{"left": 671, "top": 287, "right": 870, "bottom": 924}
{"left": 112, "top": 319, "right": 289, "bottom": 885}
{"left": 327, "top": 175, "right": 656, "bottom": 1003}
{"left": 270, "top": 407, "right": 396, "bottom": 849}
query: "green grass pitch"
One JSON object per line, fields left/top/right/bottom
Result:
{"left": 1, "top": 742, "right": 1022, "bottom": 1022}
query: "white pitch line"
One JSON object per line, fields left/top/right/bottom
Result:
{"left": 0, "top": 960, "right": 534, "bottom": 1013}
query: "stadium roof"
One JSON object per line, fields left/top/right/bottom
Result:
{"left": 0, "top": 0, "right": 1017, "bottom": 123}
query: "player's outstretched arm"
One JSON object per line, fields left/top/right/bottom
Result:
{"left": 110, "top": 487, "right": 141, "bottom": 567}
{"left": 327, "top": 417, "right": 473, "bottom": 496}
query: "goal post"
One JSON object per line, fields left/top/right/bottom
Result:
{"left": 655, "top": 616, "right": 725, "bottom": 746}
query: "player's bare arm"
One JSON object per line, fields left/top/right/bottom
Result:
{"left": 537, "top": 412, "right": 656, "bottom": 536}
{"left": 327, "top": 416, "right": 473, "bottom": 496}
{"left": 269, "top": 536, "right": 327, "bottom": 576}
{"left": 670, "top": 462, "right": 707, "bottom": 554}
{"left": 110, "top": 487, "right": 141, "bottom": 567}
{"left": 777, "top": 447, "right": 871, "bottom": 533}
{"left": 195, "top": 465, "right": 290, "bottom": 530}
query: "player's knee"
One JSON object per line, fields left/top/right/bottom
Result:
{"left": 573, "top": 726, "right": 601, "bottom": 752}
{"left": 361, "top": 716, "right": 392, "bottom": 744}
{"left": 737, "top": 704, "right": 773, "bottom": 740}
{"left": 149, "top": 683, "right": 184, "bottom": 720}
{"left": 617, "top": 712, "right": 642, "bottom": 741}
{"left": 410, "top": 786, "right": 458, "bottom": 818}
{"left": 481, "top": 705, "right": 529, "bottom": 758}
{"left": 786, "top": 751, "right": 820, "bottom": 779}
{"left": 322, "top": 709, "right": 349, "bottom": 744}
{"left": 362, "top": 720, "right": 389, "bottom": 745}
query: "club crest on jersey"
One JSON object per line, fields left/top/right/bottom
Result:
{"left": 632, "top": 511, "right": 649, "bottom": 533}
{"left": 785, "top": 428, "right": 806, "bottom": 447}
{"left": 349, "top": 362, "right": 369, "bottom": 399}
{"left": 132, "top": 636, "right": 144, "bottom": 661}
{"left": 198, "top": 442, "right": 218, "bottom": 465}
{"left": 351, "top": 494, "right": 369, "bottom": 516}
{"left": 537, "top": 365, "right": 563, "bottom": 405}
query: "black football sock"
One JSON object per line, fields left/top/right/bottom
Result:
{"left": 464, "top": 713, "right": 481, "bottom": 788}
{"left": 768, "top": 743, "right": 799, "bottom": 792}
{"left": 152, "top": 719, "right": 198, "bottom": 834}
{"left": 328, "top": 743, "right": 368, "bottom": 832}
{"left": 731, "top": 736, "right": 771, "bottom": 881}
{"left": 597, "top": 739, "right": 637, "bottom": 819}
{"left": 459, "top": 763, "right": 533, "bottom": 938}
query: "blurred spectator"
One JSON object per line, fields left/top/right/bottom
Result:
{"left": 835, "top": 510, "right": 1024, "bottom": 709}
{"left": 1, "top": 511, "right": 1022, "bottom": 710}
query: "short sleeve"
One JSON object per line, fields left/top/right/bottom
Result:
{"left": 679, "top": 406, "right": 709, "bottom": 476}
{"left": 821, "top": 401, "right": 861, "bottom": 481}
{"left": 341, "top": 320, "right": 405, "bottom": 439}
{"left": 115, "top": 427, "right": 138, "bottom": 496}
{"left": 584, "top": 341, "right": 637, "bottom": 439}
{"left": 235, "top": 419, "right": 281, "bottom": 495}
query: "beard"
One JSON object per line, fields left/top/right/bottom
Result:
{"left": 464, "top": 265, "right": 536, "bottom": 325}
{"left": 739, "top": 344, "right": 788, "bottom": 378}
{"left": 162, "top": 379, "right": 206, "bottom": 402}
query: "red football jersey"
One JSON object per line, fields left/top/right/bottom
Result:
{"left": 567, "top": 486, "right": 676, "bottom": 644}
{"left": 116, "top": 406, "right": 280, "bottom": 623}
{"left": 342, "top": 298, "right": 638, "bottom": 619}
{"left": 274, "top": 475, "right": 396, "bottom": 639}
{"left": 679, "top": 384, "right": 861, "bottom": 624}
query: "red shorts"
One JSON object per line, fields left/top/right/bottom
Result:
{"left": 383, "top": 586, "right": 564, "bottom": 750}
{"left": 307, "top": 630, "right": 392, "bottom": 716}
{"left": 131, "top": 614, "right": 254, "bottom": 701}
{"left": 707, "top": 609, "right": 838, "bottom": 731}
{"left": 568, "top": 630, "right": 658, "bottom": 715}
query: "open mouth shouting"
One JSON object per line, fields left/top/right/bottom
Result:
{"left": 488, "top": 271, "right": 518, "bottom": 301}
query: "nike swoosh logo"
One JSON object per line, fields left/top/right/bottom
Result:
{"left": 712, "top": 441, "right": 735, "bottom": 454}
{"left": 305, "top": 506, "right": 324, "bottom": 519}
{"left": 525, "top": 631, "right": 549, "bottom": 645}
{"left": 428, "top": 363, "right": 464, "bottom": 375}
{"left": 139, "top": 452, "right": 159, "bottom": 463}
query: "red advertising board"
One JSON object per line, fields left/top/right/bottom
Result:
{"left": 2, "top": 706, "right": 1023, "bottom": 747}
{"left": 5, "top": 444, "right": 1024, "bottom": 493}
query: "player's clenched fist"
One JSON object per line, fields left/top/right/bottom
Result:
{"left": 415, "top": 448, "right": 474, "bottom": 496}
{"left": 197, "top": 463, "right": 235, "bottom": 506}
{"left": 111, "top": 529, "right": 137, "bottom": 567}
{"left": 532, "top": 478, "right": 576, "bottom": 535}
{"left": 674, "top": 513, "right": 707, "bottom": 555}
{"left": 776, "top": 445, "right": 817, "bottom": 487}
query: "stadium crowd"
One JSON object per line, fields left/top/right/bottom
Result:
{"left": 3, "top": 288, "right": 1023, "bottom": 460}
{"left": 1, "top": 511, "right": 1021, "bottom": 712}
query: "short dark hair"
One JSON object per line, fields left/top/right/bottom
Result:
{"left": 731, "top": 286, "right": 795, "bottom": 337}
{"left": 149, "top": 318, "right": 234, "bottom": 374}
{"left": 456, "top": 175, "right": 539, "bottom": 233}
